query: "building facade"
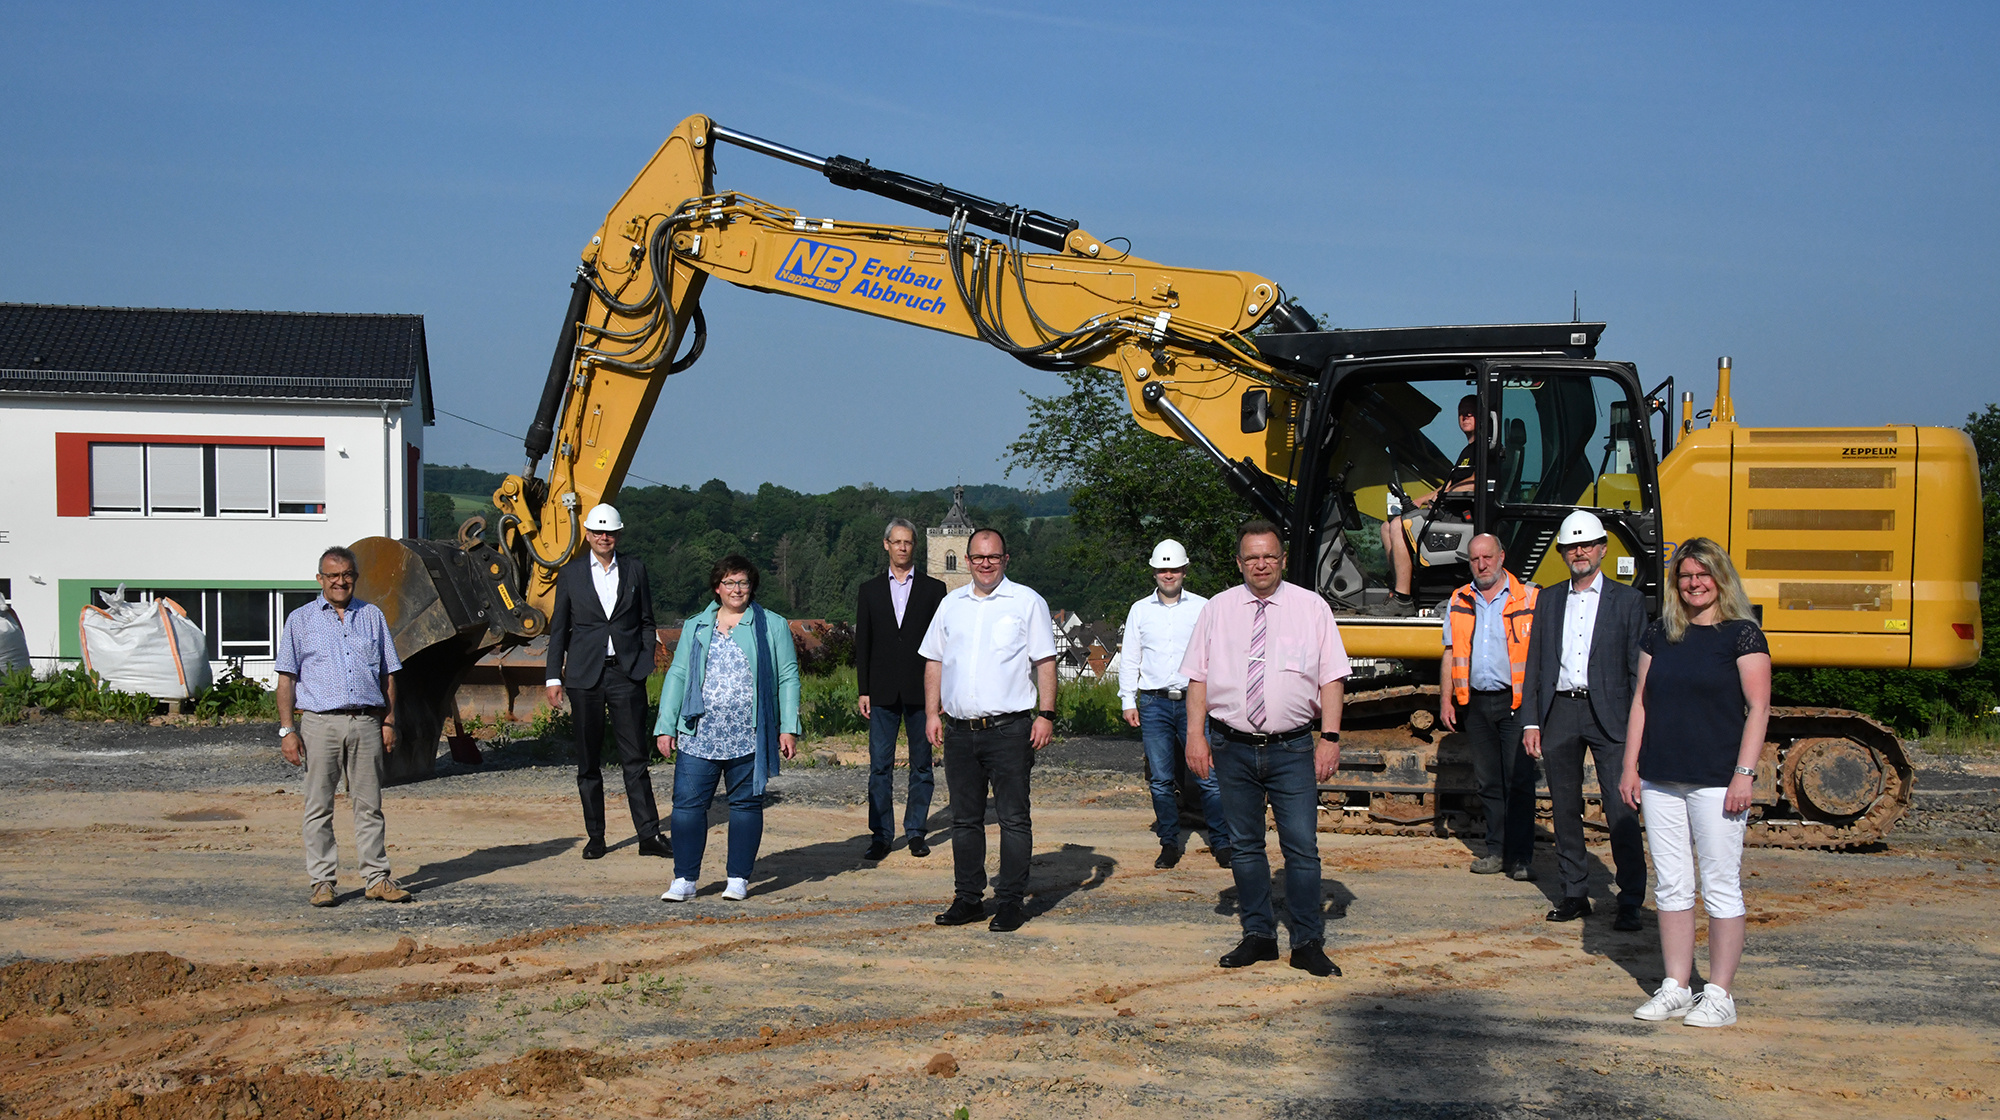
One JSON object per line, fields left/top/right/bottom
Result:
{"left": 0, "top": 304, "right": 433, "bottom": 682}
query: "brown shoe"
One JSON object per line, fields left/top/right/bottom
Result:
{"left": 310, "top": 881, "right": 338, "bottom": 907}
{"left": 365, "top": 878, "right": 411, "bottom": 903}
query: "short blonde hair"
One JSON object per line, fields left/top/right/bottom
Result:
{"left": 1662, "top": 537, "right": 1755, "bottom": 642}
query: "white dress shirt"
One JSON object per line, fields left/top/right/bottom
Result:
{"left": 1554, "top": 573, "right": 1601, "bottom": 692}
{"left": 917, "top": 577, "right": 1057, "bottom": 718}
{"left": 1117, "top": 588, "right": 1208, "bottom": 708}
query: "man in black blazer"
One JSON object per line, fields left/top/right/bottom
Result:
{"left": 854, "top": 518, "right": 949, "bottom": 861}
{"left": 1522, "top": 509, "right": 1648, "bottom": 930}
{"left": 543, "top": 503, "right": 667, "bottom": 861}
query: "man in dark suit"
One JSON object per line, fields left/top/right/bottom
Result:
{"left": 854, "top": 517, "right": 948, "bottom": 861}
{"left": 1522, "top": 509, "right": 1649, "bottom": 930}
{"left": 543, "top": 503, "right": 667, "bottom": 861}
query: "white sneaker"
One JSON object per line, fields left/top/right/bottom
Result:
{"left": 1633, "top": 977, "right": 1695, "bottom": 1021}
{"left": 721, "top": 877, "right": 749, "bottom": 901}
{"left": 660, "top": 878, "right": 697, "bottom": 902}
{"left": 1683, "top": 984, "right": 1737, "bottom": 1028}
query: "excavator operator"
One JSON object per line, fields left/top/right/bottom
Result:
{"left": 1374, "top": 393, "right": 1479, "bottom": 615}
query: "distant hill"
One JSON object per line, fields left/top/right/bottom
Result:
{"left": 422, "top": 467, "right": 1070, "bottom": 519}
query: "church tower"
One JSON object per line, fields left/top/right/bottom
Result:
{"left": 927, "top": 485, "right": 975, "bottom": 591}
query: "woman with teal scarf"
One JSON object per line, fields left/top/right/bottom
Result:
{"left": 653, "top": 555, "right": 801, "bottom": 902}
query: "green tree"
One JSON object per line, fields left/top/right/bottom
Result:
{"left": 1006, "top": 366, "right": 1255, "bottom": 613}
{"left": 1771, "top": 404, "right": 1999, "bottom": 732}
{"left": 423, "top": 491, "right": 456, "bottom": 538}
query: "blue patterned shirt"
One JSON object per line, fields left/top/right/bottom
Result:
{"left": 678, "top": 630, "right": 757, "bottom": 760}
{"left": 275, "top": 596, "right": 402, "bottom": 711}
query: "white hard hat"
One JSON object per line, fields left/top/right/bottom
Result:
{"left": 1149, "top": 539, "right": 1189, "bottom": 568}
{"left": 583, "top": 503, "right": 624, "bottom": 532}
{"left": 1557, "top": 509, "right": 1606, "bottom": 545}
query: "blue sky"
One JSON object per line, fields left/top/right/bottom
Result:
{"left": 3, "top": 2, "right": 1994, "bottom": 492}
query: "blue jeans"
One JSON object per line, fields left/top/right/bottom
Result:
{"left": 868, "top": 702, "right": 934, "bottom": 844}
{"left": 1139, "top": 693, "right": 1228, "bottom": 849}
{"left": 670, "top": 752, "right": 762, "bottom": 881}
{"left": 1211, "top": 726, "right": 1325, "bottom": 947}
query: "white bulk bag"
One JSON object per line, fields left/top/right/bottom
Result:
{"left": 79, "top": 586, "right": 213, "bottom": 699}
{"left": 0, "top": 594, "right": 29, "bottom": 674}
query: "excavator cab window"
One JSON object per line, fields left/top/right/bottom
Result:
{"left": 1487, "top": 366, "right": 1659, "bottom": 593}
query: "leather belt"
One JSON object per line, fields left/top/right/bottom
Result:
{"left": 1208, "top": 718, "right": 1314, "bottom": 746}
{"left": 1556, "top": 689, "right": 1591, "bottom": 699}
{"left": 945, "top": 710, "right": 1031, "bottom": 732}
{"left": 302, "top": 707, "right": 384, "bottom": 716}
{"left": 1140, "top": 687, "right": 1186, "bottom": 701}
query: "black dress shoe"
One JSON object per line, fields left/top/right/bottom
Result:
{"left": 988, "top": 902, "right": 1026, "bottom": 932}
{"left": 907, "top": 835, "right": 931, "bottom": 858}
{"left": 636, "top": 835, "right": 672, "bottom": 858}
{"left": 1614, "top": 903, "right": 1646, "bottom": 931}
{"left": 935, "top": 898, "right": 985, "bottom": 926}
{"left": 581, "top": 838, "right": 607, "bottom": 860}
{"left": 1289, "top": 940, "right": 1341, "bottom": 977}
{"left": 1546, "top": 896, "right": 1592, "bottom": 922}
{"left": 865, "top": 840, "right": 892, "bottom": 861}
{"left": 1218, "top": 934, "right": 1280, "bottom": 968}
{"left": 1154, "top": 844, "right": 1184, "bottom": 869}
{"left": 1213, "top": 846, "right": 1235, "bottom": 868}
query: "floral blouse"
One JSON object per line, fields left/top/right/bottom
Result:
{"left": 678, "top": 625, "right": 757, "bottom": 760}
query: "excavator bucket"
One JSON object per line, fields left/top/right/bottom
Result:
{"left": 350, "top": 535, "right": 546, "bottom": 782}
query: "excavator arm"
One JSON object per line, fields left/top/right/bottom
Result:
{"left": 357, "top": 113, "right": 1317, "bottom": 779}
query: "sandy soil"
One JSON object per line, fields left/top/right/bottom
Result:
{"left": 0, "top": 721, "right": 1995, "bottom": 1120}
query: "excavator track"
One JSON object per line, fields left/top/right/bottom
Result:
{"left": 1319, "top": 686, "right": 1914, "bottom": 850}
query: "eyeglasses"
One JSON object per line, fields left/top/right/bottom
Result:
{"left": 718, "top": 579, "right": 752, "bottom": 590}
{"left": 1557, "top": 540, "right": 1603, "bottom": 552}
{"left": 318, "top": 571, "right": 356, "bottom": 583}
{"left": 1238, "top": 554, "right": 1283, "bottom": 566}
{"left": 1676, "top": 571, "right": 1715, "bottom": 583}
{"left": 967, "top": 555, "right": 1005, "bottom": 565}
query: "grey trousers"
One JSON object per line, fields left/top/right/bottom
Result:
{"left": 301, "top": 711, "right": 391, "bottom": 886}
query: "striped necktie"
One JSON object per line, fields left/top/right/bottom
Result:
{"left": 1246, "top": 598, "right": 1268, "bottom": 730}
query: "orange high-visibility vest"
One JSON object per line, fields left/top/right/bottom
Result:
{"left": 1447, "top": 572, "right": 1538, "bottom": 709}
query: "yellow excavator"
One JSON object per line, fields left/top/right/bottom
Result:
{"left": 355, "top": 113, "right": 1984, "bottom": 848}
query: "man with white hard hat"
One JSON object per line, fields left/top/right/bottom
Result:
{"left": 1520, "top": 509, "right": 1649, "bottom": 930}
{"left": 1118, "top": 539, "right": 1231, "bottom": 870}
{"left": 545, "top": 503, "right": 668, "bottom": 861}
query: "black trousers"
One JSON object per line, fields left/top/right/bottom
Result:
{"left": 569, "top": 671, "right": 661, "bottom": 842}
{"left": 1541, "top": 694, "right": 1645, "bottom": 906}
{"left": 1465, "top": 689, "right": 1537, "bottom": 866}
{"left": 943, "top": 717, "right": 1035, "bottom": 906}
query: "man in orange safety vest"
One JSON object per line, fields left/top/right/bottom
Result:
{"left": 1439, "top": 533, "right": 1540, "bottom": 880}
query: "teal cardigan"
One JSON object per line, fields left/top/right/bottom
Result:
{"left": 654, "top": 600, "right": 802, "bottom": 745}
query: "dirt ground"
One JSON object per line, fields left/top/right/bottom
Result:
{"left": 0, "top": 720, "right": 1995, "bottom": 1120}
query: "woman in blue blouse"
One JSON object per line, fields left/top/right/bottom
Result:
{"left": 1620, "top": 538, "right": 1771, "bottom": 1029}
{"left": 654, "top": 555, "right": 801, "bottom": 902}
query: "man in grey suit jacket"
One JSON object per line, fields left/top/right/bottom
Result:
{"left": 544, "top": 503, "right": 666, "bottom": 861}
{"left": 1522, "top": 509, "right": 1648, "bottom": 930}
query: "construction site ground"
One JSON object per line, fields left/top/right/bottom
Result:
{"left": 0, "top": 718, "right": 1995, "bottom": 1120}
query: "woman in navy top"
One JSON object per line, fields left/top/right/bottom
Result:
{"left": 1619, "top": 538, "right": 1771, "bottom": 1029}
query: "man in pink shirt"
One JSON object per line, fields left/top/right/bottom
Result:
{"left": 1182, "top": 519, "right": 1350, "bottom": 977}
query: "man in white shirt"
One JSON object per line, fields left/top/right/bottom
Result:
{"left": 920, "top": 528, "right": 1057, "bottom": 933}
{"left": 1521, "top": 509, "right": 1649, "bottom": 929}
{"left": 1119, "top": 539, "right": 1230, "bottom": 870}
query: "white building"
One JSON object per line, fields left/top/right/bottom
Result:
{"left": 0, "top": 303, "right": 434, "bottom": 683}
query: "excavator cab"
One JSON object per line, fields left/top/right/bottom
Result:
{"left": 1263, "top": 322, "right": 1666, "bottom": 625}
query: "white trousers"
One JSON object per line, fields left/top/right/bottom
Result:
{"left": 1641, "top": 780, "right": 1747, "bottom": 918}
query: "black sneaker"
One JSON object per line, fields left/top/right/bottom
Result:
{"left": 907, "top": 835, "right": 931, "bottom": 858}
{"left": 988, "top": 902, "right": 1026, "bottom": 932}
{"left": 1290, "top": 940, "right": 1341, "bottom": 977}
{"left": 865, "top": 839, "right": 892, "bottom": 861}
{"left": 934, "top": 898, "right": 985, "bottom": 926}
{"left": 1218, "top": 934, "right": 1280, "bottom": 968}
{"left": 1154, "top": 844, "right": 1184, "bottom": 869}
{"left": 1213, "top": 846, "right": 1235, "bottom": 868}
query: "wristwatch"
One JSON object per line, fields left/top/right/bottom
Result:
{"left": 1732, "top": 765, "right": 1757, "bottom": 777}
{"left": 1036, "top": 709, "right": 1057, "bottom": 722}
{"left": 278, "top": 726, "right": 294, "bottom": 739}
{"left": 1320, "top": 730, "right": 1341, "bottom": 742}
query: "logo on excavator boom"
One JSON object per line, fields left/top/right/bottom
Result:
{"left": 776, "top": 238, "right": 856, "bottom": 293}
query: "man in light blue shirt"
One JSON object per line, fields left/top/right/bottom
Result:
{"left": 1118, "top": 539, "right": 1230, "bottom": 869}
{"left": 276, "top": 545, "right": 408, "bottom": 908}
